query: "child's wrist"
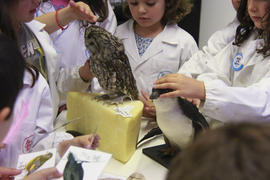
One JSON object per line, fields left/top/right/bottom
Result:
{"left": 56, "top": 7, "right": 75, "bottom": 28}
{"left": 198, "top": 81, "right": 206, "bottom": 101}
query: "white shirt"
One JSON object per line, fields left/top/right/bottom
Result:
{"left": 115, "top": 19, "right": 198, "bottom": 96}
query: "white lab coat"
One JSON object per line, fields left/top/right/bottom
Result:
{"left": 36, "top": 1, "right": 117, "bottom": 101}
{"left": 181, "top": 31, "right": 270, "bottom": 123}
{"left": 115, "top": 19, "right": 198, "bottom": 96}
{"left": 202, "top": 17, "right": 239, "bottom": 57}
{"left": 26, "top": 20, "right": 90, "bottom": 121}
{"left": 0, "top": 71, "right": 53, "bottom": 168}
{"left": 179, "top": 18, "right": 239, "bottom": 77}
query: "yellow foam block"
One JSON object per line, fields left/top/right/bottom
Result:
{"left": 66, "top": 92, "right": 143, "bottom": 163}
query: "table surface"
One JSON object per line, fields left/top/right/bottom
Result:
{"left": 103, "top": 118, "right": 168, "bottom": 179}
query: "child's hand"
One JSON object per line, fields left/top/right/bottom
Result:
{"left": 79, "top": 59, "right": 94, "bottom": 82}
{"left": 154, "top": 73, "right": 206, "bottom": 100}
{"left": 0, "top": 166, "right": 22, "bottom": 180}
{"left": 185, "top": 98, "right": 201, "bottom": 109}
{"left": 69, "top": 0, "right": 97, "bottom": 23}
{"left": 59, "top": 134, "right": 100, "bottom": 156}
{"left": 139, "top": 90, "right": 156, "bottom": 119}
{"left": 71, "top": 134, "right": 100, "bottom": 150}
{"left": 22, "top": 167, "right": 62, "bottom": 180}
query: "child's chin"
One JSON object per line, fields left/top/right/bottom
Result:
{"left": 0, "top": 143, "right": 6, "bottom": 150}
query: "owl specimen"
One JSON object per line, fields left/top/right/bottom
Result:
{"left": 85, "top": 25, "right": 138, "bottom": 102}
{"left": 149, "top": 88, "right": 209, "bottom": 155}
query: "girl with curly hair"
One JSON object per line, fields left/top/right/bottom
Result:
{"left": 154, "top": 0, "right": 270, "bottom": 124}
{"left": 115, "top": 0, "right": 198, "bottom": 119}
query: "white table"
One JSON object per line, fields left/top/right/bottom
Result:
{"left": 103, "top": 118, "right": 168, "bottom": 179}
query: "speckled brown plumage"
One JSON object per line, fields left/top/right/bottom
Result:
{"left": 85, "top": 25, "right": 138, "bottom": 101}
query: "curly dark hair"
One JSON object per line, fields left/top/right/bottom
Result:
{"left": 167, "top": 122, "right": 270, "bottom": 180}
{"left": 234, "top": 0, "right": 270, "bottom": 56}
{"left": 123, "top": 0, "right": 193, "bottom": 25}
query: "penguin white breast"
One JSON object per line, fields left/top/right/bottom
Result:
{"left": 154, "top": 98, "right": 193, "bottom": 148}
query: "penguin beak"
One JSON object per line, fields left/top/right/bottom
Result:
{"left": 150, "top": 89, "right": 160, "bottom": 100}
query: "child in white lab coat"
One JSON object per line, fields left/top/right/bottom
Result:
{"left": 114, "top": 0, "right": 198, "bottom": 118}
{"left": 0, "top": 33, "right": 99, "bottom": 180}
{"left": 154, "top": 0, "right": 270, "bottom": 124}
{"left": 0, "top": 0, "right": 99, "bottom": 168}
{"left": 0, "top": 33, "right": 61, "bottom": 180}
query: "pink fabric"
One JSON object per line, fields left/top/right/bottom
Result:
{"left": 51, "top": 0, "right": 70, "bottom": 8}
{"left": 3, "top": 100, "right": 30, "bottom": 144}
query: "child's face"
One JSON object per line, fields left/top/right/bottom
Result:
{"left": 128, "top": 0, "right": 165, "bottom": 29}
{"left": 10, "top": 0, "right": 41, "bottom": 24}
{"left": 248, "top": 0, "right": 270, "bottom": 29}
{"left": 232, "top": 0, "right": 241, "bottom": 11}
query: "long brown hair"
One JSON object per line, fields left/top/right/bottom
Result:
{"left": 234, "top": 0, "right": 270, "bottom": 57}
{"left": 0, "top": 0, "right": 39, "bottom": 87}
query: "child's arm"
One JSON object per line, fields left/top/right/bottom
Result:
{"left": 58, "top": 134, "right": 100, "bottom": 157}
{"left": 22, "top": 167, "right": 62, "bottom": 180}
{"left": 35, "top": 1, "right": 97, "bottom": 34}
{"left": 154, "top": 73, "right": 206, "bottom": 100}
{"left": 0, "top": 166, "right": 22, "bottom": 179}
{"left": 139, "top": 90, "right": 156, "bottom": 119}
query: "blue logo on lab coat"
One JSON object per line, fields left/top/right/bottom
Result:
{"left": 157, "top": 71, "right": 172, "bottom": 79}
{"left": 232, "top": 53, "right": 244, "bottom": 71}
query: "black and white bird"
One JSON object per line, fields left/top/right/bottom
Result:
{"left": 84, "top": 25, "right": 138, "bottom": 102}
{"left": 146, "top": 88, "right": 209, "bottom": 154}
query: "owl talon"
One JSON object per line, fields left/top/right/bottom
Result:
{"left": 93, "top": 94, "right": 130, "bottom": 105}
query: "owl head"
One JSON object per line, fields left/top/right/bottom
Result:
{"left": 84, "top": 25, "right": 124, "bottom": 56}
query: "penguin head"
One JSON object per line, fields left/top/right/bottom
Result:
{"left": 150, "top": 88, "right": 173, "bottom": 100}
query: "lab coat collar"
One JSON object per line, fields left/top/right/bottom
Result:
{"left": 137, "top": 23, "right": 179, "bottom": 67}
{"left": 119, "top": 20, "right": 180, "bottom": 70}
{"left": 23, "top": 70, "right": 36, "bottom": 86}
{"left": 25, "top": 20, "right": 46, "bottom": 34}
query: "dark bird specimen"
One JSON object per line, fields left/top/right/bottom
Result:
{"left": 146, "top": 88, "right": 209, "bottom": 155}
{"left": 63, "top": 152, "right": 84, "bottom": 180}
{"left": 84, "top": 25, "right": 138, "bottom": 102}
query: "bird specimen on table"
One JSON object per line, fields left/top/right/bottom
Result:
{"left": 84, "top": 25, "right": 138, "bottom": 103}
{"left": 63, "top": 152, "right": 84, "bottom": 180}
{"left": 25, "top": 152, "right": 53, "bottom": 176}
{"left": 147, "top": 88, "right": 209, "bottom": 156}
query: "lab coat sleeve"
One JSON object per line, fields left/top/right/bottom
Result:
{"left": 178, "top": 51, "right": 218, "bottom": 78}
{"left": 201, "top": 18, "right": 239, "bottom": 56}
{"left": 32, "top": 78, "right": 54, "bottom": 147}
{"left": 96, "top": 1, "right": 117, "bottom": 34}
{"left": 56, "top": 66, "right": 90, "bottom": 96}
{"left": 179, "top": 36, "right": 198, "bottom": 68}
{"left": 179, "top": 18, "right": 239, "bottom": 77}
{"left": 201, "top": 77, "right": 270, "bottom": 123}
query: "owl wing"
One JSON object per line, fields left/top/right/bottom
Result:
{"left": 111, "top": 52, "right": 138, "bottom": 100}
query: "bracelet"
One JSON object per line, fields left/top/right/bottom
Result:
{"left": 55, "top": 9, "right": 69, "bottom": 31}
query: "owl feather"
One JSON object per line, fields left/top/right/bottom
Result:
{"left": 85, "top": 25, "right": 138, "bottom": 101}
